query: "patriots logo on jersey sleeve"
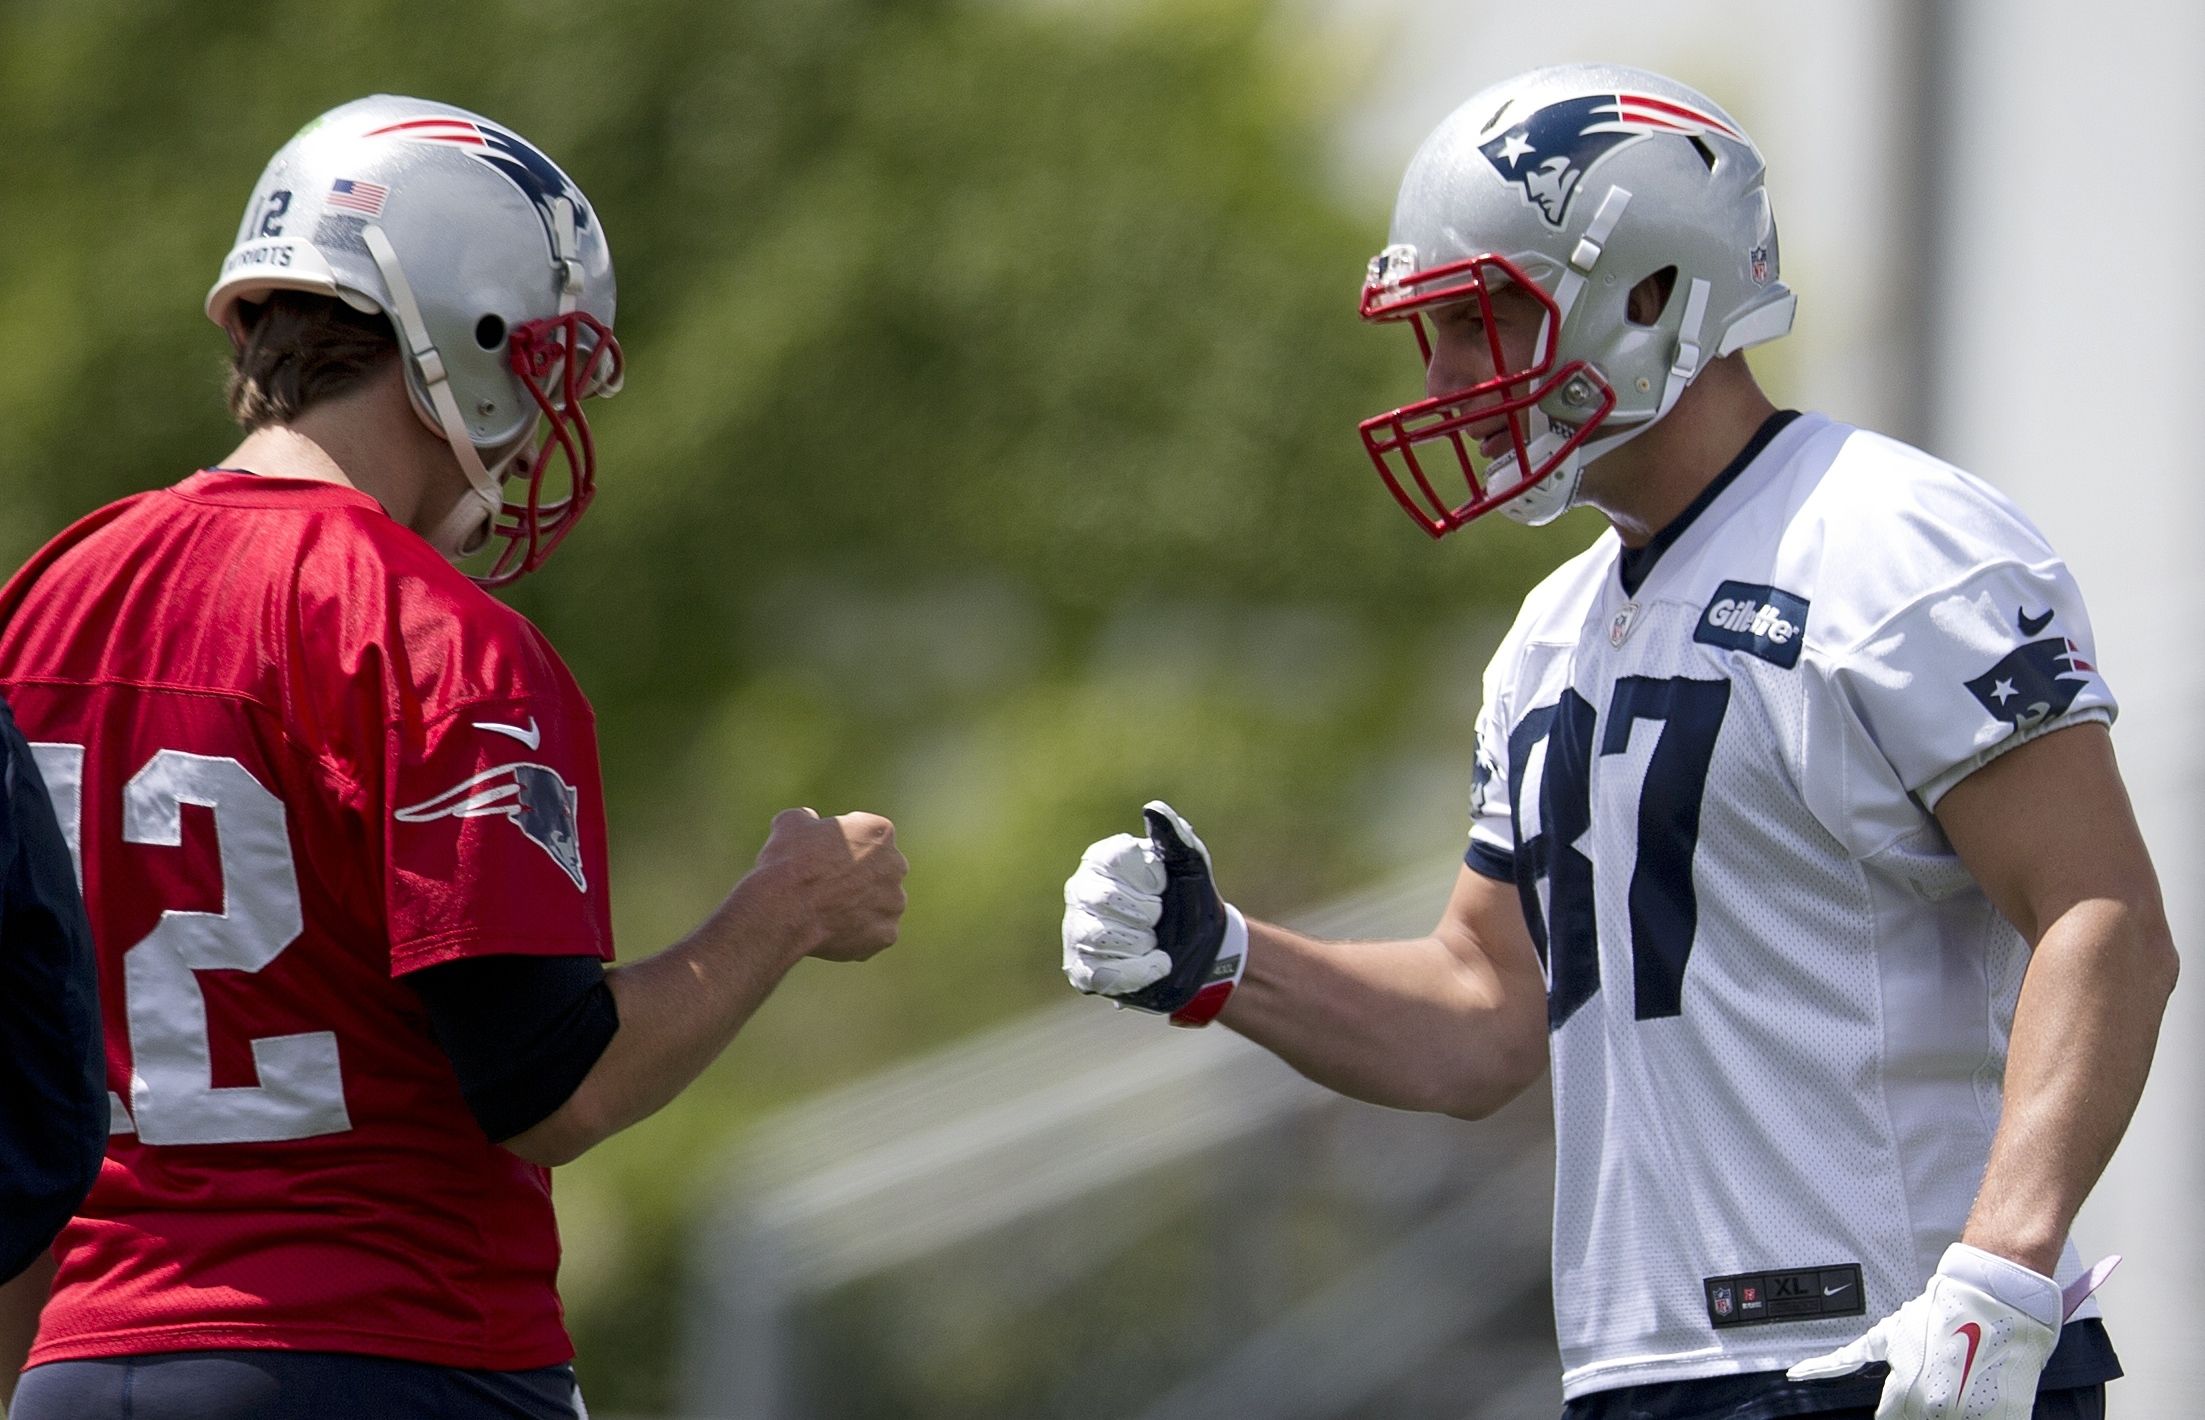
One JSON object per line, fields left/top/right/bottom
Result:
{"left": 1480, "top": 93, "right": 1742, "bottom": 226}
{"left": 396, "top": 761, "right": 587, "bottom": 891}
{"left": 1964, "top": 636, "right": 2095, "bottom": 730}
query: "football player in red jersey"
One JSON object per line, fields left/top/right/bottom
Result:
{"left": 0, "top": 96, "right": 907, "bottom": 1420}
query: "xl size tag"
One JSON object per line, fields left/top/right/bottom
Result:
{"left": 1705, "top": 1263, "right": 1865, "bottom": 1329}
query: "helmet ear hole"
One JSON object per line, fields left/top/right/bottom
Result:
{"left": 474, "top": 314, "right": 507, "bottom": 351}
{"left": 1627, "top": 267, "right": 1678, "bottom": 327}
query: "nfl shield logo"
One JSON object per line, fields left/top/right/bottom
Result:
{"left": 1713, "top": 1285, "right": 1733, "bottom": 1318}
{"left": 1749, "top": 245, "right": 1771, "bottom": 285}
{"left": 1609, "top": 602, "right": 1640, "bottom": 647}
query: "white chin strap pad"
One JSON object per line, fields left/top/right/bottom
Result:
{"left": 1491, "top": 412, "right": 1586, "bottom": 527}
{"left": 426, "top": 487, "right": 499, "bottom": 559}
{"left": 362, "top": 223, "right": 505, "bottom": 561}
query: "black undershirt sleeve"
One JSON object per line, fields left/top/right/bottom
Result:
{"left": 406, "top": 953, "right": 619, "bottom": 1144}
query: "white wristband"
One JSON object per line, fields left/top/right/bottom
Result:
{"left": 1167, "top": 904, "right": 1249, "bottom": 1028}
{"left": 1938, "top": 1243, "right": 2063, "bottom": 1332}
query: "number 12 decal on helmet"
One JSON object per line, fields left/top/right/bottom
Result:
{"left": 206, "top": 96, "right": 624, "bottom": 586}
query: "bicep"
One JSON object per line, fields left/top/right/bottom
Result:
{"left": 1933, "top": 721, "right": 2164, "bottom": 944}
{"left": 1434, "top": 864, "right": 1547, "bottom": 1030}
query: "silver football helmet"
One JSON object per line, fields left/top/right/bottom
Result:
{"left": 207, "top": 95, "right": 623, "bottom": 584}
{"left": 1357, "top": 64, "right": 1794, "bottom": 535}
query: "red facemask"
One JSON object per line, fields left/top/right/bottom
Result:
{"left": 472, "top": 311, "right": 624, "bottom": 588}
{"left": 1356, "top": 251, "right": 1614, "bottom": 537}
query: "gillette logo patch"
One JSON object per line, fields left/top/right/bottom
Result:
{"left": 1695, "top": 580, "right": 1809, "bottom": 669}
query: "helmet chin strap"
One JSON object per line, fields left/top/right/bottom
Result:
{"left": 550, "top": 197, "right": 582, "bottom": 317}
{"left": 362, "top": 223, "right": 506, "bottom": 562}
{"left": 1496, "top": 274, "right": 1715, "bottom": 527}
{"left": 425, "top": 484, "right": 500, "bottom": 558}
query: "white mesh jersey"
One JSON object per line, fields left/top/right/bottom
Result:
{"left": 1465, "top": 412, "right": 2115, "bottom": 1398}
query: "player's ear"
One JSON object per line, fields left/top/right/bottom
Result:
{"left": 1627, "top": 266, "right": 1678, "bottom": 326}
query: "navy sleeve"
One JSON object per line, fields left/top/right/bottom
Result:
{"left": 1464, "top": 838, "right": 1516, "bottom": 883}
{"left": 406, "top": 954, "right": 619, "bottom": 1143}
{"left": 0, "top": 696, "right": 107, "bottom": 1281}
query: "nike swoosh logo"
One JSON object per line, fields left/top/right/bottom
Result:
{"left": 472, "top": 715, "right": 542, "bottom": 750}
{"left": 1955, "top": 1321, "right": 1984, "bottom": 1392}
{"left": 1823, "top": 1283, "right": 1852, "bottom": 1296}
{"left": 2018, "top": 605, "right": 2055, "bottom": 635}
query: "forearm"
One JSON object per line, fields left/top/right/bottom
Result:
{"left": 503, "top": 808, "right": 905, "bottom": 1165}
{"left": 503, "top": 883, "right": 817, "bottom": 1164}
{"left": 1963, "top": 897, "right": 2179, "bottom": 1274}
{"left": 1221, "top": 918, "right": 1546, "bottom": 1119}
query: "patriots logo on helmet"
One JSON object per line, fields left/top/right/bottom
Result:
{"left": 396, "top": 760, "right": 588, "bottom": 891}
{"left": 1965, "top": 634, "right": 2096, "bottom": 730}
{"left": 1480, "top": 93, "right": 1742, "bottom": 227}
{"left": 366, "top": 116, "right": 592, "bottom": 253}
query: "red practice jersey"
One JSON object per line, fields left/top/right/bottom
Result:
{"left": 0, "top": 472, "right": 614, "bottom": 1370}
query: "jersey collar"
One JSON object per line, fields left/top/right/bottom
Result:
{"left": 175, "top": 468, "right": 388, "bottom": 514}
{"left": 1617, "top": 409, "right": 1802, "bottom": 597}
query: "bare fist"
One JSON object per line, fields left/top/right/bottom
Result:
{"left": 749, "top": 807, "right": 908, "bottom": 962}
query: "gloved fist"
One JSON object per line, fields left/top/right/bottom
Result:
{"left": 1061, "top": 800, "right": 1248, "bottom": 1027}
{"left": 1787, "top": 1244, "right": 2065, "bottom": 1419}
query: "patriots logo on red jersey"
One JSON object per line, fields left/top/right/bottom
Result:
{"left": 396, "top": 761, "right": 586, "bottom": 891}
{"left": 1480, "top": 93, "right": 1742, "bottom": 226}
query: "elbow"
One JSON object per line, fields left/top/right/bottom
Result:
{"left": 1438, "top": 1033, "right": 1548, "bottom": 1122}
{"left": 497, "top": 1093, "right": 614, "bottom": 1168}
{"left": 501, "top": 1119, "right": 595, "bottom": 1169}
{"left": 2126, "top": 895, "right": 2181, "bottom": 1006}
{"left": 502, "top": 1133, "right": 587, "bottom": 1169}
{"left": 2148, "top": 929, "right": 2181, "bottom": 1005}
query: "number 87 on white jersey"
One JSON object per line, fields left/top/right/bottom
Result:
{"left": 1464, "top": 412, "right": 2116, "bottom": 1399}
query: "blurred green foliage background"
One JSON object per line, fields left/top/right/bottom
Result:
{"left": 2, "top": 0, "right": 1570, "bottom": 1408}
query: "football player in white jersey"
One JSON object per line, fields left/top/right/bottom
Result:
{"left": 1060, "top": 63, "right": 2176, "bottom": 1420}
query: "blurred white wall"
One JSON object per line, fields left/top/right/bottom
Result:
{"left": 1315, "top": 0, "right": 2202, "bottom": 1409}
{"left": 1935, "top": 2, "right": 2205, "bottom": 1408}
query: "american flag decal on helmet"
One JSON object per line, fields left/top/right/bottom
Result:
{"left": 328, "top": 178, "right": 388, "bottom": 217}
{"left": 396, "top": 761, "right": 587, "bottom": 891}
{"left": 1481, "top": 92, "right": 1741, "bottom": 227}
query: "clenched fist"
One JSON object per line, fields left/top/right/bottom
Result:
{"left": 1061, "top": 800, "right": 1248, "bottom": 1026}
{"left": 751, "top": 807, "right": 908, "bottom": 962}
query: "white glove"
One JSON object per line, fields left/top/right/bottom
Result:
{"left": 1062, "top": 829, "right": 1172, "bottom": 995}
{"left": 1786, "top": 1244, "right": 2064, "bottom": 1419}
{"left": 1061, "top": 800, "right": 1248, "bottom": 1023}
